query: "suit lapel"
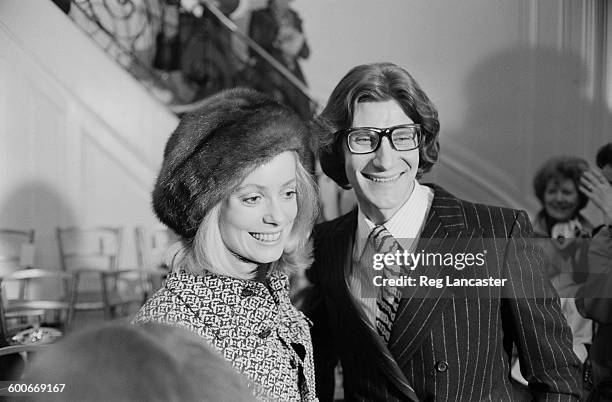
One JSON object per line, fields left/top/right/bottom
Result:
{"left": 388, "top": 185, "right": 480, "bottom": 369}
{"left": 324, "top": 210, "right": 419, "bottom": 401}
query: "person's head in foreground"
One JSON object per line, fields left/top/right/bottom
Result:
{"left": 23, "top": 322, "right": 254, "bottom": 402}
{"left": 315, "top": 61, "right": 440, "bottom": 224}
{"left": 152, "top": 87, "right": 317, "bottom": 279}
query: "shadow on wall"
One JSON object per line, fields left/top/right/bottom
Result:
{"left": 436, "top": 46, "right": 611, "bottom": 215}
{"left": 0, "top": 181, "right": 75, "bottom": 273}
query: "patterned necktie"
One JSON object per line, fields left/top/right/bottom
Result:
{"left": 369, "top": 225, "right": 402, "bottom": 343}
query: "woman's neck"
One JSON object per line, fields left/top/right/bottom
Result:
{"left": 253, "top": 264, "right": 270, "bottom": 283}
{"left": 228, "top": 251, "right": 270, "bottom": 281}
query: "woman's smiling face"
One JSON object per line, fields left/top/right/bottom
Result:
{"left": 543, "top": 178, "right": 580, "bottom": 222}
{"left": 219, "top": 152, "right": 298, "bottom": 267}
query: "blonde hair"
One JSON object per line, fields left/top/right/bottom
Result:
{"left": 167, "top": 154, "right": 318, "bottom": 280}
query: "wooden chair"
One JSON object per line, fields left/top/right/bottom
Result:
{"left": 0, "top": 343, "right": 49, "bottom": 357}
{"left": 0, "top": 229, "right": 35, "bottom": 277}
{"left": 56, "top": 226, "right": 163, "bottom": 321}
{"left": 0, "top": 229, "right": 36, "bottom": 333}
{"left": 135, "top": 225, "right": 175, "bottom": 296}
{"left": 0, "top": 269, "right": 76, "bottom": 347}
{"left": 134, "top": 225, "right": 176, "bottom": 271}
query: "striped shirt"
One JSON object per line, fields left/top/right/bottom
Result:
{"left": 348, "top": 181, "right": 434, "bottom": 325}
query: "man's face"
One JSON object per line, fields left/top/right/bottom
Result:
{"left": 343, "top": 100, "right": 419, "bottom": 223}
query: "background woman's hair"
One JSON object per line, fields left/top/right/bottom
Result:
{"left": 167, "top": 153, "right": 318, "bottom": 279}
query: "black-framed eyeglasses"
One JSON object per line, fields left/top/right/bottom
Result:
{"left": 338, "top": 124, "right": 422, "bottom": 154}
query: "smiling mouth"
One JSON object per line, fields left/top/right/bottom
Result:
{"left": 549, "top": 204, "right": 574, "bottom": 211}
{"left": 249, "top": 232, "right": 282, "bottom": 243}
{"left": 361, "top": 172, "right": 404, "bottom": 183}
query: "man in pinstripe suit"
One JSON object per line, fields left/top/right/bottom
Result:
{"left": 303, "top": 62, "right": 583, "bottom": 401}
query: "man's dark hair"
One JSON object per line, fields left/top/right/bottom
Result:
{"left": 315, "top": 62, "right": 440, "bottom": 188}
{"left": 596, "top": 143, "right": 612, "bottom": 168}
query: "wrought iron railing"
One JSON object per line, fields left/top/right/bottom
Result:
{"left": 69, "top": 0, "right": 175, "bottom": 101}
{"left": 62, "top": 0, "right": 318, "bottom": 115}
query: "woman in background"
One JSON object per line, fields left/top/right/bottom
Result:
{"left": 134, "top": 88, "right": 318, "bottom": 401}
{"left": 533, "top": 156, "right": 593, "bottom": 243}
{"left": 532, "top": 156, "right": 592, "bottom": 365}
{"left": 249, "top": 0, "right": 312, "bottom": 119}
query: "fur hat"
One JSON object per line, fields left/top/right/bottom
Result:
{"left": 152, "top": 88, "right": 311, "bottom": 239}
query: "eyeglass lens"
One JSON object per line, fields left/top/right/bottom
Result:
{"left": 348, "top": 126, "right": 419, "bottom": 153}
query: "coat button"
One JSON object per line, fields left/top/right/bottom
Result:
{"left": 435, "top": 361, "right": 448, "bottom": 372}
{"left": 258, "top": 328, "right": 272, "bottom": 339}
{"left": 241, "top": 288, "right": 255, "bottom": 297}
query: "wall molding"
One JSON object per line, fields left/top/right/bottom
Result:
{"left": 440, "top": 138, "right": 532, "bottom": 212}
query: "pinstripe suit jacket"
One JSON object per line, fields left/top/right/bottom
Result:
{"left": 304, "top": 185, "right": 582, "bottom": 401}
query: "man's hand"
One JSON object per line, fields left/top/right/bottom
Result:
{"left": 580, "top": 168, "right": 612, "bottom": 226}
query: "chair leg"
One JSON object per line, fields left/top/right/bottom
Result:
{"left": 100, "top": 273, "right": 113, "bottom": 320}
{"left": 65, "top": 276, "right": 77, "bottom": 332}
{"left": 103, "top": 306, "right": 112, "bottom": 320}
{"left": 0, "top": 288, "right": 9, "bottom": 347}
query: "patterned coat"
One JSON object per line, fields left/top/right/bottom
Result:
{"left": 303, "top": 184, "right": 582, "bottom": 401}
{"left": 133, "top": 270, "right": 317, "bottom": 401}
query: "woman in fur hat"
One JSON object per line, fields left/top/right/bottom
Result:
{"left": 133, "top": 88, "right": 319, "bottom": 401}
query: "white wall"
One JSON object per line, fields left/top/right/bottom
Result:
{"left": 294, "top": 0, "right": 610, "bottom": 220}
{"left": 0, "top": 0, "right": 179, "bottom": 269}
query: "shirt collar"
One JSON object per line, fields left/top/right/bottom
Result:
{"left": 355, "top": 181, "right": 433, "bottom": 255}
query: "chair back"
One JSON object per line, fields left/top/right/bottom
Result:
{"left": 56, "top": 227, "right": 123, "bottom": 293}
{"left": 56, "top": 226, "right": 159, "bottom": 320}
{"left": 0, "top": 229, "right": 35, "bottom": 277}
{"left": 135, "top": 225, "right": 176, "bottom": 270}
{"left": 56, "top": 227, "right": 122, "bottom": 272}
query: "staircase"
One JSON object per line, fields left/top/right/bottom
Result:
{"left": 0, "top": 0, "right": 179, "bottom": 269}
